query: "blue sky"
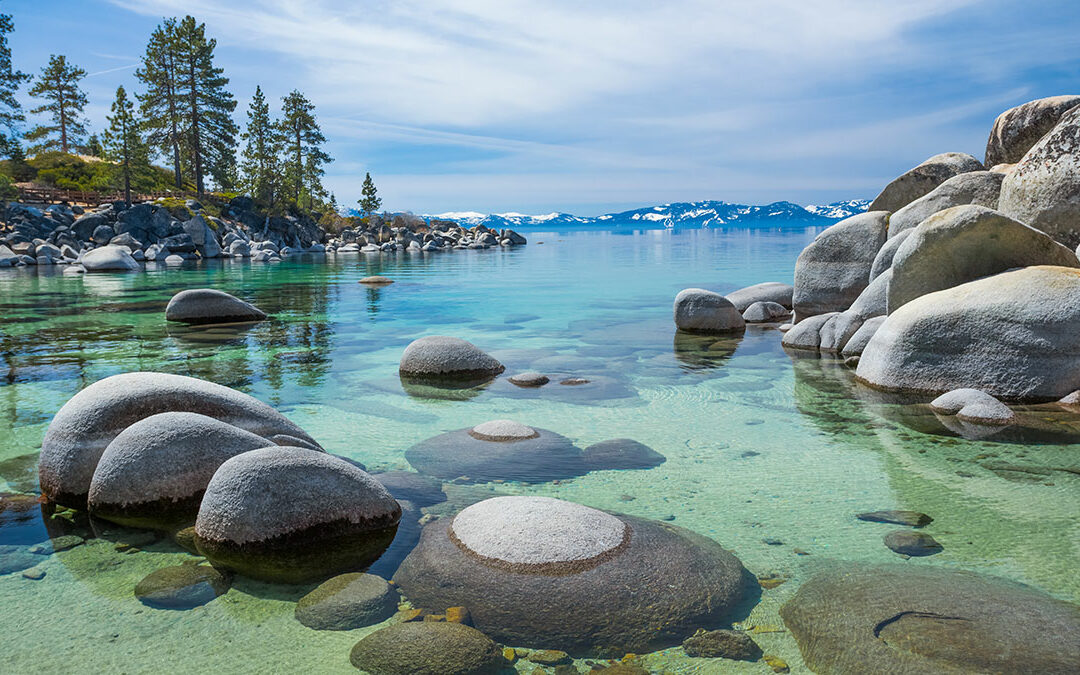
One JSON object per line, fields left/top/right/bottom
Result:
{"left": 7, "top": 0, "right": 1080, "bottom": 215}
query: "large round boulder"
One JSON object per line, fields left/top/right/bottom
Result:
{"left": 985, "top": 95, "right": 1080, "bottom": 168}
{"left": 349, "top": 621, "right": 504, "bottom": 675}
{"left": 999, "top": 105, "right": 1080, "bottom": 247}
{"left": 394, "top": 496, "right": 750, "bottom": 657}
{"left": 405, "top": 420, "right": 586, "bottom": 482}
{"left": 869, "top": 152, "right": 984, "bottom": 212}
{"left": 792, "top": 211, "right": 888, "bottom": 320}
{"left": 887, "top": 205, "right": 1080, "bottom": 312}
{"left": 80, "top": 245, "right": 140, "bottom": 272}
{"left": 165, "top": 289, "right": 267, "bottom": 324}
{"left": 673, "top": 288, "right": 745, "bottom": 333}
{"left": 886, "top": 171, "right": 1004, "bottom": 240}
{"left": 724, "top": 282, "right": 793, "bottom": 312}
{"left": 194, "top": 447, "right": 402, "bottom": 583}
{"left": 87, "top": 412, "right": 278, "bottom": 530}
{"left": 39, "top": 372, "right": 321, "bottom": 509}
{"left": 856, "top": 266, "right": 1080, "bottom": 401}
{"left": 399, "top": 336, "right": 504, "bottom": 385}
{"left": 780, "top": 565, "right": 1080, "bottom": 675}
{"left": 134, "top": 564, "right": 232, "bottom": 609}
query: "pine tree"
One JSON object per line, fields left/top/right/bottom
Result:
{"left": 85, "top": 133, "right": 102, "bottom": 157}
{"left": 240, "top": 85, "right": 281, "bottom": 205}
{"left": 103, "top": 85, "right": 150, "bottom": 207}
{"left": 278, "top": 90, "right": 331, "bottom": 208}
{"left": 25, "top": 54, "right": 87, "bottom": 154}
{"left": 137, "top": 18, "right": 185, "bottom": 189}
{"left": 172, "top": 15, "right": 237, "bottom": 195}
{"left": 359, "top": 172, "right": 381, "bottom": 214}
{"left": 0, "top": 5, "right": 30, "bottom": 158}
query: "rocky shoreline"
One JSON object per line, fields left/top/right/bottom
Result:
{"left": 0, "top": 195, "right": 527, "bottom": 271}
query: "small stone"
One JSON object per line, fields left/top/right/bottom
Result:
{"left": 856, "top": 510, "right": 933, "bottom": 527}
{"left": 884, "top": 530, "right": 943, "bottom": 556}
{"left": 502, "top": 647, "right": 517, "bottom": 663}
{"left": 660, "top": 514, "right": 676, "bottom": 521}
{"left": 509, "top": 371, "right": 549, "bottom": 387}
{"left": 792, "top": 548, "right": 810, "bottom": 556}
{"left": 173, "top": 526, "right": 199, "bottom": 554}
{"left": 559, "top": 377, "right": 590, "bottom": 386}
{"left": 764, "top": 654, "right": 790, "bottom": 673}
{"left": 762, "top": 537, "right": 784, "bottom": 546}
{"left": 683, "top": 629, "right": 763, "bottom": 660}
{"left": 748, "top": 624, "right": 785, "bottom": 634}
{"left": 349, "top": 621, "right": 504, "bottom": 675}
{"left": 423, "top": 614, "right": 446, "bottom": 622}
{"left": 21, "top": 566, "right": 46, "bottom": 580}
{"left": 529, "top": 649, "right": 571, "bottom": 666}
{"left": 49, "top": 535, "right": 84, "bottom": 552}
{"left": 446, "top": 606, "right": 472, "bottom": 625}
{"left": 359, "top": 276, "right": 394, "bottom": 285}
{"left": 398, "top": 608, "right": 424, "bottom": 622}
{"left": 553, "top": 666, "right": 580, "bottom": 675}
{"left": 757, "top": 575, "right": 788, "bottom": 590}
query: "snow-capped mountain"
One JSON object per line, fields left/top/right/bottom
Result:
{"left": 424, "top": 199, "right": 868, "bottom": 229}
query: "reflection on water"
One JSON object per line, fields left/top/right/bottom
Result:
{"left": 0, "top": 226, "right": 1078, "bottom": 673}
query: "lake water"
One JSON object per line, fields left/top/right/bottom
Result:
{"left": 1, "top": 224, "right": 1077, "bottom": 673}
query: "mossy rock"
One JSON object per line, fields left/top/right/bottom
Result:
{"left": 349, "top": 621, "right": 504, "bottom": 675}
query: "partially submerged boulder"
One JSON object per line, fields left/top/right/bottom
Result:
{"left": 134, "top": 564, "right": 231, "bottom": 609}
{"left": 673, "top": 289, "right": 745, "bottom": 333}
{"left": 399, "top": 336, "right": 505, "bottom": 386}
{"left": 80, "top": 245, "right": 140, "bottom": 272}
{"left": 581, "top": 438, "right": 666, "bottom": 471}
{"left": 792, "top": 211, "right": 888, "bottom": 320}
{"left": 930, "top": 388, "right": 1015, "bottom": 425}
{"left": 985, "top": 95, "right": 1080, "bottom": 168}
{"left": 349, "top": 621, "right": 504, "bottom": 675}
{"left": 295, "top": 572, "right": 398, "bottom": 630}
{"left": 724, "top": 282, "right": 793, "bottom": 312}
{"left": 869, "top": 152, "right": 984, "bottom": 213}
{"left": 742, "top": 301, "right": 789, "bottom": 323}
{"left": 165, "top": 289, "right": 267, "bottom": 324}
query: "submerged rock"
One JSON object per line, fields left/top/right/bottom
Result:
{"left": 930, "top": 389, "right": 1015, "bottom": 425}
{"left": 883, "top": 530, "right": 943, "bottom": 556}
{"left": 165, "top": 288, "right": 267, "bottom": 324}
{"left": 869, "top": 152, "right": 984, "bottom": 213}
{"left": 792, "top": 211, "right": 888, "bottom": 320}
{"left": 294, "top": 572, "right": 398, "bottom": 630}
{"left": 358, "top": 276, "right": 393, "bottom": 285}
{"left": 372, "top": 471, "right": 446, "bottom": 506}
{"left": 781, "top": 565, "right": 1080, "bottom": 674}
{"left": 194, "top": 447, "right": 401, "bottom": 583}
{"left": 673, "top": 288, "right": 745, "bottom": 333}
{"left": 394, "top": 496, "right": 750, "bottom": 657}
{"left": 581, "top": 438, "right": 666, "bottom": 471}
{"left": 134, "top": 565, "right": 231, "bottom": 609}
{"left": 856, "top": 510, "right": 933, "bottom": 527}
{"left": 349, "top": 621, "right": 504, "bottom": 675}
{"left": 399, "top": 336, "right": 505, "bottom": 385}
{"left": 682, "top": 629, "right": 762, "bottom": 660}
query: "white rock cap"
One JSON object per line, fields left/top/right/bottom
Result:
{"left": 468, "top": 420, "right": 539, "bottom": 442}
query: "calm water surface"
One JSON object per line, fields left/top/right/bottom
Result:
{"left": 1, "top": 224, "right": 1077, "bottom": 673}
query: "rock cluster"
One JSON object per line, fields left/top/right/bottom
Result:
{"left": 329, "top": 216, "right": 526, "bottom": 254}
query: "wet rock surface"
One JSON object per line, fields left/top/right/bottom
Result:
{"left": 682, "top": 629, "right": 762, "bottom": 660}
{"left": 349, "top": 621, "right": 504, "bottom": 675}
{"left": 134, "top": 564, "right": 231, "bottom": 609}
{"left": 294, "top": 572, "right": 398, "bottom": 630}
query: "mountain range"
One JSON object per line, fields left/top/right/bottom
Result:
{"left": 420, "top": 199, "right": 870, "bottom": 230}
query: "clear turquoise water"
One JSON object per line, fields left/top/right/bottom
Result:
{"left": 1, "top": 224, "right": 1077, "bottom": 673}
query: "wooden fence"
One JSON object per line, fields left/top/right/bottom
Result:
{"left": 15, "top": 184, "right": 198, "bottom": 206}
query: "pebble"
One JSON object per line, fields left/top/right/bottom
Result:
{"left": 762, "top": 537, "right": 784, "bottom": 546}
{"left": 528, "top": 649, "right": 571, "bottom": 665}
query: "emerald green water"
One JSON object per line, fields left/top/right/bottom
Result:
{"left": 1, "top": 226, "right": 1077, "bottom": 674}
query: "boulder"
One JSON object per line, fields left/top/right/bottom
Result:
{"left": 398, "top": 336, "right": 504, "bottom": 384}
{"left": 508, "top": 371, "right": 549, "bottom": 387}
{"left": 581, "top": 438, "right": 666, "bottom": 471}
{"left": 134, "top": 564, "right": 231, "bottom": 609}
{"left": 91, "top": 223, "right": 115, "bottom": 244}
{"left": 80, "top": 246, "right": 140, "bottom": 272}
{"left": 869, "top": 152, "right": 984, "bottom": 213}
{"left": 87, "top": 412, "right": 278, "bottom": 530}
{"left": 39, "top": 372, "right": 321, "bottom": 508}
{"left": 869, "top": 228, "right": 912, "bottom": 282}
{"left": 999, "top": 105, "right": 1080, "bottom": 247}
{"left": 72, "top": 212, "right": 108, "bottom": 241}
{"left": 883, "top": 530, "right": 943, "bottom": 556}
{"left": 839, "top": 315, "right": 886, "bottom": 358}
{"left": 164, "top": 254, "right": 185, "bottom": 265}
{"left": 724, "top": 282, "right": 794, "bottom": 311}
{"left": 682, "top": 629, "right": 762, "bottom": 660}
{"left": 405, "top": 421, "right": 586, "bottom": 482}
{"left": 165, "top": 289, "right": 268, "bottom": 324}
{"left": 394, "top": 496, "right": 750, "bottom": 657}
{"left": 742, "top": 301, "right": 789, "bottom": 323}
{"left": 294, "top": 572, "right": 398, "bottom": 630}
{"left": 673, "top": 288, "right": 745, "bottom": 333}
{"left": 929, "top": 388, "right": 1015, "bottom": 425}
{"left": 358, "top": 276, "right": 393, "bottom": 285}
{"left": 781, "top": 312, "right": 839, "bottom": 351}
{"left": 856, "top": 266, "right": 1080, "bottom": 401}
{"left": 886, "top": 171, "right": 1004, "bottom": 240}
{"left": 792, "top": 211, "right": 888, "bottom": 319}
{"left": 887, "top": 206, "right": 1079, "bottom": 312}
{"left": 780, "top": 565, "right": 1080, "bottom": 675}
{"left": 182, "top": 215, "right": 208, "bottom": 246}
{"left": 228, "top": 240, "right": 250, "bottom": 257}
{"left": 349, "top": 622, "right": 504, "bottom": 675}
{"left": 985, "top": 95, "right": 1080, "bottom": 168}
{"left": 194, "top": 447, "right": 401, "bottom": 583}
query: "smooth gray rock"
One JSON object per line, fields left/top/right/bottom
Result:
{"left": 582, "top": 438, "right": 666, "bottom": 471}
{"left": 869, "top": 152, "right": 984, "bottom": 213}
{"left": 929, "top": 388, "right": 1015, "bottom": 425}
{"left": 742, "top": 301, "right": 789, "bottom": 323}
{"left": 135, "top": 565, "right": 231, "bottom": 609}
{"left": 856, "top": 266, "right": 1080, "bottom": 401}
{"left": 508, "top": 371, "right": 549, "bottom": 387}
{"left": 39, "top": 372, "right": 321, "bottom": 508}
{"left": 349, "top": 622, "right": 504, "bottom": 675}
{"left": 194, "top": 447, "right": 401, "bottom": 583}
{"left": 87, "top": 412, "right": 277, "bottom": 530}
{"left": 164, "top": 254, "right": 185, "bottom": 265}
{"left": 887, "top": 205, "right": 1079, "bottom": 312}
{"left": 673, "top": 288, "right": 745, "bottom": 333}
{"left": 886, "top": 171, "right": 1004, "bottom": 240}
{"left": 295, "top": 572, "right": 398, "bottom": 630}
{"left": 781, "top": 565, "right": 1080, "bottom": 675}
{"left": 725, "top": 282, "right": 794, "bottom": 311}
{"left": 985, "top": 95, "right": 1080, "bottom": 168}
{"left": 394, "top": 497, "right": 750, "bottom": 656}
{"left": 399, "top": 336, "right": 505, "bottom": 382}
{"left": 815, "top": 269, "right": 892, "bottom": 353}
{"left": 999, "top": 105, "right": 1080, "bottom": 248}
{"left": 80, "top": 246, "right": 140, "bottom": 272}
{"left": 883, "top": 530, "right": 943, "bottom": 556}
{"left": 228, "top": 239, "right": 250, "bottom": 257}
{"left": 91, "top": 223, "right": 115, "bottom": 244}
{"left": 781, "top": 312, "right": 840, "bottom": 351}
{"left": 840, "top": 316, "right": 886, "bottom": 358}
{"left": 793, "top": 211, "right": 888, "bottom": 319}
{"left": 405, "top": 424, "right": 585, "bottom": 482}
{"left": 165, "top": 288, "right": 267, "bottom": 325}
{"left": 869, "top": 228, "right": 912, "bottom": 282}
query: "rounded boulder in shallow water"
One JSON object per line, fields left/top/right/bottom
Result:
{"left": 780, "top": 565, "right": 1080, "bottom": 674}
{"left": 742, "top": 301, "right": 789, "bottom": 323}
{"left": 399, "top": 336, "right": 505, "bottom": 385}
{"left": 725, "top": 281, "right": 794, "bottom": 312}
{"left": 194, "top": 447, "right": 402, "bottom": 583}
{"left": 295, "top": 572, "right": 398, "bottom": 630}
{"left": 508, "top": 371, "right": 549, "bottom": 387}
{"left": 673, "top": 288, "right": 745, "bottom": 333}
{"left": 930, "top": 388, "right": 1015, "bottom": 425}
{"left": 349, "top": 621, "right": 504, "bottom": 675}
{"left": 582, "top": 438, "right": 666, "bottom": 471}
{"left": 134, "top": 564, "right": 231, "bottom": 609}
{"left": 358, "top": 275, "right": 393, "bottom": 285}
{"left": 87, "top": 412, "right": 277, "bottom": 530}
{"left": 39, "top": 372, "right": 322, "bottom": 509}
{"left": 165, "top": 288, "right": 267, "bottom": 324}
{"left": 883, "top": 530, "right": 943, "bottom": 556}
{"left": 404, "top": 422, "right": 585, "bottom": 482}
{"left": 394, "top": 496, "right": 750, "bottom": 657}
{"left": 80, "top": 245, "right": 140, "bottom": 272}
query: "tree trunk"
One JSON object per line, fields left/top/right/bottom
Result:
{"left": 189, "top": 59, "right": 203, "bottom": 195}
{"left": 58, "top": 79, "right": 68, "bottom": 154}
{"left": 166, "top": 52, "right": 183, "bottom": 190}
{"left": 295, "top": 128, "right": 302, "bottom": 205}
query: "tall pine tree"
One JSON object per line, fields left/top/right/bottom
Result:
{"left": 173, "top": 15, "right": 237, "bottom": 195}
{"left": 240, "top": 85, "right": 281, "bottom": 206}
{"left": 25, "top": 54, "right": 87, "bottom": 154}
{"left": 358, "top": 172, "right": 381, "bottom": 214}
{"left": 0, "top": 4, "right": 30, "bottom": 158}
{"left": 278, "top": 90, "right": 331, "bottom": 209}
{"left": 103, "top": 85, "right": 150, "bottom": 207}
{"left": 136, "top": 18, "right": 185, "bottom": 189}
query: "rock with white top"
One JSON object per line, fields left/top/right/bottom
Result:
{"left": 929, "top": 389, "right": 1015, "bottom": 425}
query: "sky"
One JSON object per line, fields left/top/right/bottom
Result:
{"left": 7, "top": 0, "right": 1080, "bottom": 215}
